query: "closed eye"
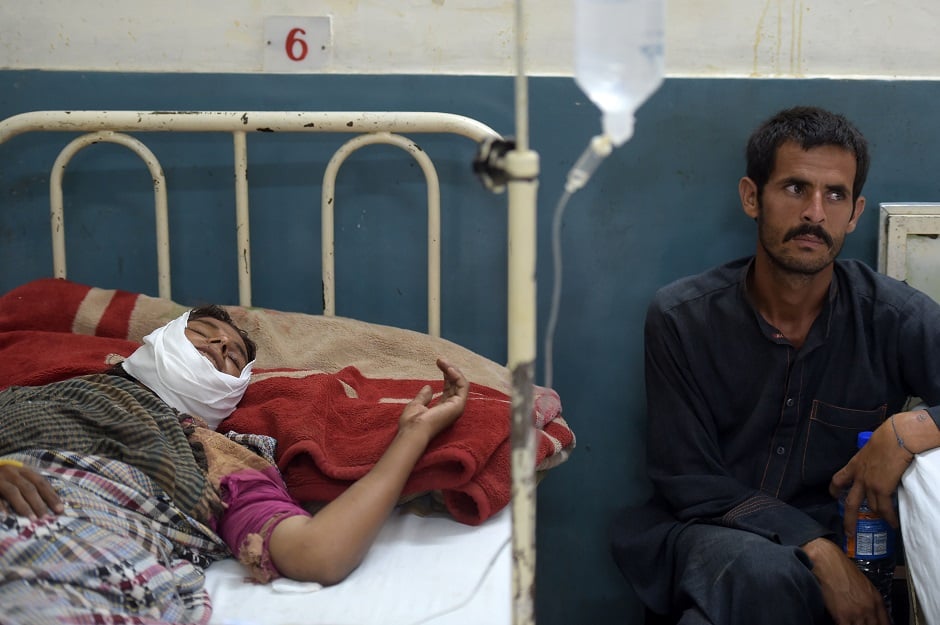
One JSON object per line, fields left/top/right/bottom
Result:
{"left": 186, "top": 327, "right": 206, "bottom": 339}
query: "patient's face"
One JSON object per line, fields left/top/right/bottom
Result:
{"left": 183, "top": 317, "right": 250, "bottom": 376}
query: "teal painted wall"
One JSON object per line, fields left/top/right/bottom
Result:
{"left": 3, "top": 71, "right": 940, "bottom": 624}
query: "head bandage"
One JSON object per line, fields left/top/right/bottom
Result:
{"left": 122, "top": 310, "right": 254, "bottom": 430}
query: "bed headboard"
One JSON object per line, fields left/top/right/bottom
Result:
{"left": 0, "top": 110, "right": 502, "bottom": 337}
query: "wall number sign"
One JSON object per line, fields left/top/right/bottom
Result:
{"left": 263, "top": 16, "right": 332, "bottom": 72}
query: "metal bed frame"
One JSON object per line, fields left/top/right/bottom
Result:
{"left": 0, "top": 109, "right": 539, "bottom": 625}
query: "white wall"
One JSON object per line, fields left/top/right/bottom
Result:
{"left": 1, "top": 0, "right": 938, "bottom": 79}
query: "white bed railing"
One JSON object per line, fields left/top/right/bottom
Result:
{"left": 0, "top": 110, "right": 500, "bottom": 337}
{"left": 46, "top": 130, "right": 172, "bottom": 300}
{"left": 0, "top": 109, "right": 539, "bottom": 625}
{"left": 321, "top": 131, "right": 444, "bottom": 336}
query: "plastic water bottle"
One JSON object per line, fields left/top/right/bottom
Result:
{"left": 839, "top": 431, "right": 896, "bottom": 619}
{"left": 574, "top": 0, "right": 665, "bottom": 147}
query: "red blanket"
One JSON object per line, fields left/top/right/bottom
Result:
{"left": 0, "top": 278, "right": 576, "bottom": 525}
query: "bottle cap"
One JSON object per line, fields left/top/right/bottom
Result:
{"left": 857, "top": 431, "right": 873, "bottom": 449}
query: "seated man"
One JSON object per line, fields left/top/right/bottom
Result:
{"left": 611, "top": 106, "right": 940, "bottom": 625}
{"left": 0, "top": 304, "right": 468, "bottom": 622}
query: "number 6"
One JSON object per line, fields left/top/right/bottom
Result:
{"left": 285, "top": 28, "right": 309, "bottom": 62}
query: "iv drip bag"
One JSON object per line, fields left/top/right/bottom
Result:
{"left": 574, "top": 0, "right": 665, "bottom": 147}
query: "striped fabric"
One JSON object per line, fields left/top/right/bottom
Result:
{"left": 0, "top": 374, "right": 218, "bottom": 522}
{"left": 0, "top": 450, "right": 230, "bottom": 625}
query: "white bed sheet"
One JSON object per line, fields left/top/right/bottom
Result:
{"left": 204, "top": 506, "right": 511, "bottom": 625}
{"left": 899, "top": 446, "right": 940, "bottom": 625}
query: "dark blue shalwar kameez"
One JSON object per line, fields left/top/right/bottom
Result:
{"left": 612, "top": 258, "right": 940, "bottom": 624}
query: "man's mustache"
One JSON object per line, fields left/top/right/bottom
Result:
{"left": 783, "top": 224, "right": 833, "bottom": 248}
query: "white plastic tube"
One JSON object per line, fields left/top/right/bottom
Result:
{"left": 564, "top": 134, "right": 613, "bottom": 194}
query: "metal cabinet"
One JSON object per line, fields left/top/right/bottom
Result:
{"left": 879, "top": 202, "right": 940, "bottom": 302}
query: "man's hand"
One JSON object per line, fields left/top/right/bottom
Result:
{"left": 802, "top": 537, "right": 890, "bottom": 625}
{"left": 829, "top": 419, "right": 912, "bottom": 533}
{"left": 397, "top": 358, "right": 469, "bottom": 441}
{"left": 0, "top": 461, "right": 63, "bottom": 519}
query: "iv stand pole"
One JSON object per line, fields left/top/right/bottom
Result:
{"left": 507, "top": 1, "right": 539, "bottom": 624}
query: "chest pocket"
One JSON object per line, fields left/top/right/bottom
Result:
{"left": 801, "top": 400, "right": 886, "bottom": 488}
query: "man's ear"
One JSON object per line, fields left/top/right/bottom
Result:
{"left": 846, "top": 195, "right": 866, "bottom": 234}
{"left": 739, "top": 177, "right": 759, "bottom": 219}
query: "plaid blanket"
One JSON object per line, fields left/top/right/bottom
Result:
{"left": 0, "top": 374, "right": 219, "bottom": 523}
{"left": 0, "top": 450, "right": 229, "bottom": 625}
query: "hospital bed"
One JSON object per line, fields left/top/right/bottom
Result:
{"left": 0, "top": 110, "right": 574, "bottom": 625}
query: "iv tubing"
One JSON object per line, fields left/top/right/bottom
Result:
{"left": 545, "top": 134, "right": 612, "bottom": 388}
{"left": 543, "top": 188, "right": 573, "bottom": 390}
{"left": 565, "top": 134, "right": 612, "bottom": 194}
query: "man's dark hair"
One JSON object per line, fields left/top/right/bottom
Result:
{"left": 189, "top": 304, "right": 257, "bottom": 363}
{"left": 745, "top": 106, "right": 870, "bottom": 202}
